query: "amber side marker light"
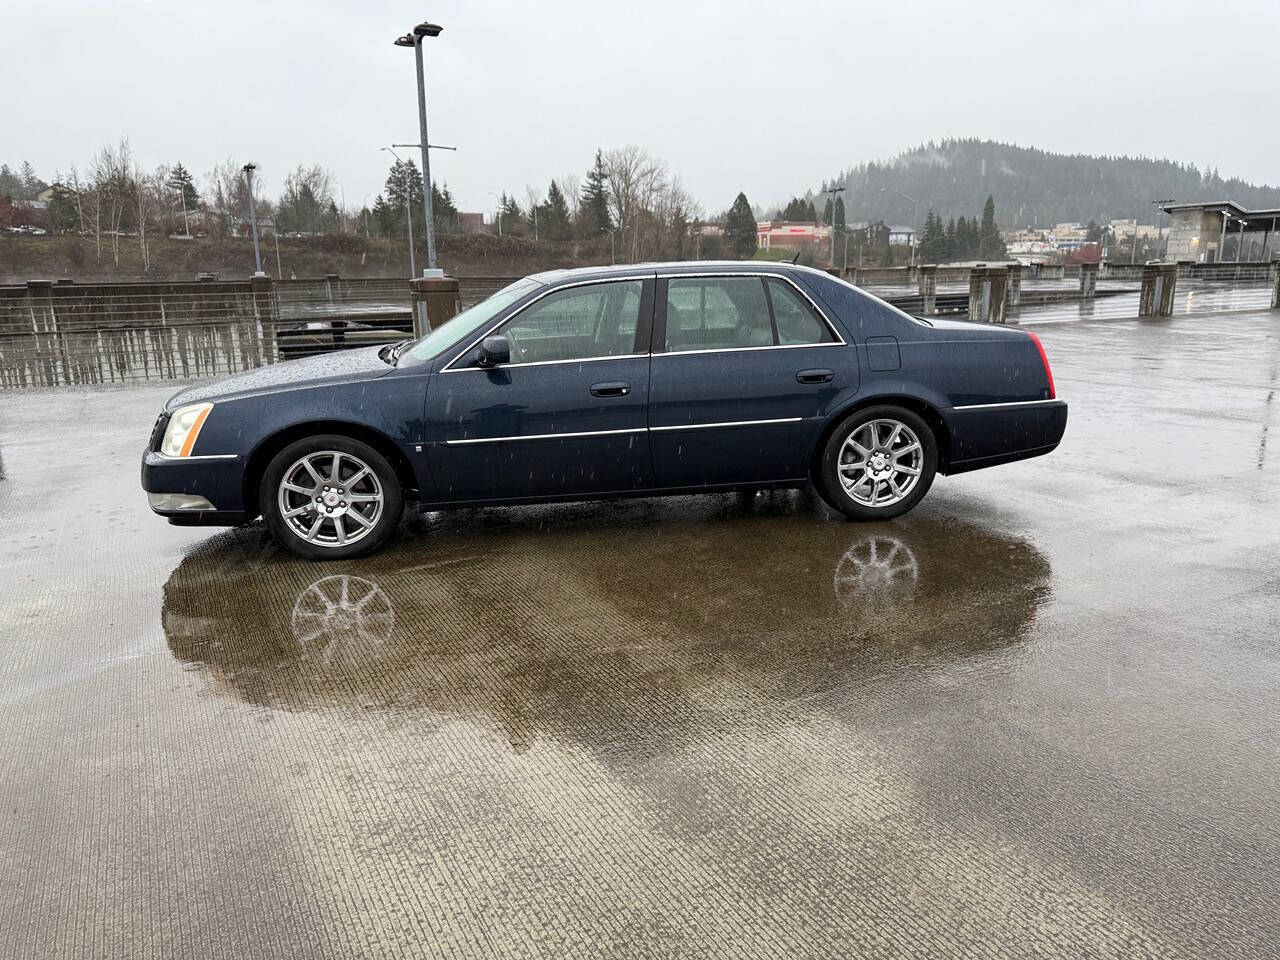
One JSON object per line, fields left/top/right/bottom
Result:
{"left": 160, "top": 402, "right": 214, "bottom": 457}
{"left": 1026, "top": 332, "right": 1056, "bottom": 400}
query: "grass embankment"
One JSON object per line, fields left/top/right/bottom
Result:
{"left": 1, "top": 232, "right": 616, "bottom": 283}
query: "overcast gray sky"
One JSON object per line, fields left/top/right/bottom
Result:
{"left": 6, "top": 0, "right": 1277, "bottom": 217}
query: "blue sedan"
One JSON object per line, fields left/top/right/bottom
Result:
{"left": 141, "top": 262, "right": 1066, "bottom": 559}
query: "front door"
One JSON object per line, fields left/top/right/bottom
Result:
{"left": 648, "top": 273, "right": 853, "bottom": 488}
{"left": 425, "top": 277, "right": 655, "bottom": 503}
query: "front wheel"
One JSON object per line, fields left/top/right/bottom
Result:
{"left": 262, "top": 435, "right": 403, "bottom": 560}
{"left": 815, "top": 406, "right": 938, "bottom": 521}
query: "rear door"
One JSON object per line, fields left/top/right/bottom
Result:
{"left": 648, "top": 273, "right": 853, "bottom": 488}
{"left": 425, "top": 277, "right": 655, "bottom": 502}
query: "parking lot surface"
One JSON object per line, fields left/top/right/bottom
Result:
{"left": 2, "top": 308, "right": 1278, "bottom": 958}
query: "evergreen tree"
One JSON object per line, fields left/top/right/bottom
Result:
{"left": 805, "top": 200, "right": 817, "bottom": 221}
{"left": 544, "top": 179, "right": 571, "bottom": 240}
{"left": 977, "top": 194, "right": 1006, "bottom": 259}
{"left": 166, "top": 163, "right": 200, "bottom": 209}
{"left": 371, "top": 195, "right": 397, "bottom": 237}
{"left": 834, "top": 196, "right": 846, "bottom": 229}
{"left": 46, "top": 183, "right": 78, "bottom": 233}
{"left": 579, "top": 149, "right": 613, "bottom": 237}
{"left": 724, "top": 192, "right": 757, "bottom": 259}
{"left": 822, "top": 198, "right": 834, "bottom": 224}
{"left": 944, "top": 217, "right": 957, "bottom": 261}
{"left": 432, "top": 182, "right": 459, "bottom": 233}
{"left": 384, "top": 159, "right": 425, "bottom": 237}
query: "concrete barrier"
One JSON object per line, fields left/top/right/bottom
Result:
{"left": 968, "top": 266, "right": 1008, "bottom": 324}
{"left": 1139, "top": 263, "right": 1177, "bottom": 317}
{"left": 1080, "top": 262, "right": 1098, "bottom": 299}
{"left": 410, "top": 275, "right": 461, "bottom": 336}
{"left": 918, "top": 265, "right": 937, "bottom": 315}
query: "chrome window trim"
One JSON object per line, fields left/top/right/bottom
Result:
{"left": 651, "top": 341, "right": 844, "bottom": 358}
{"left": 440, "top": 352, "right": 647, "bottom": 373}
{"left": 441, "top": 275, "right": 651, "bottom": 373}
{"left": 951, "top": 399, "right": 1060, "bottom": 411}
{"left": 657, "top": 271, "right": 847, "bottom": 350}
{"left": 443, "top": 427, "right": 646, "bottom": 446}
{"left": 650, "top": 417, "right": 804, "bottom": 432}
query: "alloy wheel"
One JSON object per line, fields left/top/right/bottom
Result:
{"left": 837, "top": 418, "right": 924, "bottom": 508}
{"left": 276, "top": 450, "right": 384, "bottom": 548}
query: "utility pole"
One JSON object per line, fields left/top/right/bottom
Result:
{"left": 242, "top": 162, "right": 265, "bottom": 277}
{"left": 382, "top": 146, "right": 416, "bottom": 277}
{"left": 395, "top": 22, "right": 444, "bottom": 273}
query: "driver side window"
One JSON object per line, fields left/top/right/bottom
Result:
{"left": 498, "top": 280, "right": 642, "bottom": 365}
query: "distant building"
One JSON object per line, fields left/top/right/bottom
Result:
{"left": 1160, "top": 201, "right": 1280, "bottom": 263}
{"left": 887, "top": 224, "right": 916, "bottom": 246}
{"left": 756, "top": 220, "right": 831, "bottom": 252}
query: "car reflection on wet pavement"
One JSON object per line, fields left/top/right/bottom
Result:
{"left": 161, "top": 501, "right": 1050, "bottom": 746}
{"left": 2, "top": 308, "right": 1279, "bottom": 958}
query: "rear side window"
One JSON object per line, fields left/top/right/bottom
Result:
{"left": 768, "top": 279, "right": 834, "bottom": 345}
{"left": 665, "top": 277, "right": 773, "bottom": 351}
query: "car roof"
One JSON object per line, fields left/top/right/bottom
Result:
{"left": 528, "top": 260, "right": 831, "bottom": 287}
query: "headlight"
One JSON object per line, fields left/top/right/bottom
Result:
{"left": 160, "top": 402, "right": 214, "bottom": 457}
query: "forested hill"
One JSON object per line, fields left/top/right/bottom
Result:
{"left": 825, "top": 140, "right": 1280, "bottom": 227}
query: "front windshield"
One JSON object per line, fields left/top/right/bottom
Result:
{"left": 403, "top": 277, "right": 542, "bottom": 363}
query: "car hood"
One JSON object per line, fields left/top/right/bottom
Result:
{"left": 166, "top": 345, "right": 396, "bottom": 409}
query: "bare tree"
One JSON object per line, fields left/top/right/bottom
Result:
{"left": 603, "top": 146, "right": 667, "bottom": 261}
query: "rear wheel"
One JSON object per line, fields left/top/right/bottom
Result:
{"left": 262, "top": 435, "right": 403, "bottom": 560}
{"left": 815, "top": 405, "right": 938, "bottom": 521}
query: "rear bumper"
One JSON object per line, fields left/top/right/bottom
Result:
{"left": 140, "top": 449, "right": 250, "bottom": 526}
{"left": 944, "top": 400, "right": 1068, "bottom": 475}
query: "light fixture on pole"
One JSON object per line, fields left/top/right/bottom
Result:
{"left": 394, "top": 21, "right": 444, "bottom": 275}
{"left": 242, "top": 162, "right": 265, "bottom": 277}
{"left": 382, "top": 146, "right": 416, "bottom": 278}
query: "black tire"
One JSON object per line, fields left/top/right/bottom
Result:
{"left": 814, "top": 405, "right": 938, "bottom": 521}
{"left": 261, "top": 434, "right": 403, "bottom": 560}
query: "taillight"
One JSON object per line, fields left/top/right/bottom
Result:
{"left": 1027, "top": 331, "right": 1056, "bottom": 400}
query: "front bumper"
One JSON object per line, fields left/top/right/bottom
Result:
{"left": 140, "top": 449, "right": 250, "bottom": 526}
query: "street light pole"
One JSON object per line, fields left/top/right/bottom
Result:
{"left": 1152, "top": 199, "right": 1173, "bottom": 262}
{"left": 825, "top": 185, "right": 845, "bottom": 266}
{"left": 487, "top": 191, "right": 502, "bottom": 237}
{"left": 242, "top": 162, "right": 265, "bottom": 277}
{"left": 382, "top": 146, "right": 416, "bottom": 278}
{"left": 396, "top": 23, "right": 443, "bottom": 273}
{"left": 880, "top": 187, "right": 918, "bottom": 267}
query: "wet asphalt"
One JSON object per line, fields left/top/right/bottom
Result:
{"left": 1, "top": 307, "right": 1278, "bottom": 958}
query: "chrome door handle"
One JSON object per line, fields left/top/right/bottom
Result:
{"left": 796, "top": 368, "right": 834, "bottom": 384}
{"left": 590, "top": 381, "right": 631, "bottom": 397}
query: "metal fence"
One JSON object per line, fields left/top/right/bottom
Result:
{"left": 2, "top": 267, "right": 1275, "bottom": 390}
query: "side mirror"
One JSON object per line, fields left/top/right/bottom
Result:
{"left": 477, "top": 335, "right": 510, "bottom": 367}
